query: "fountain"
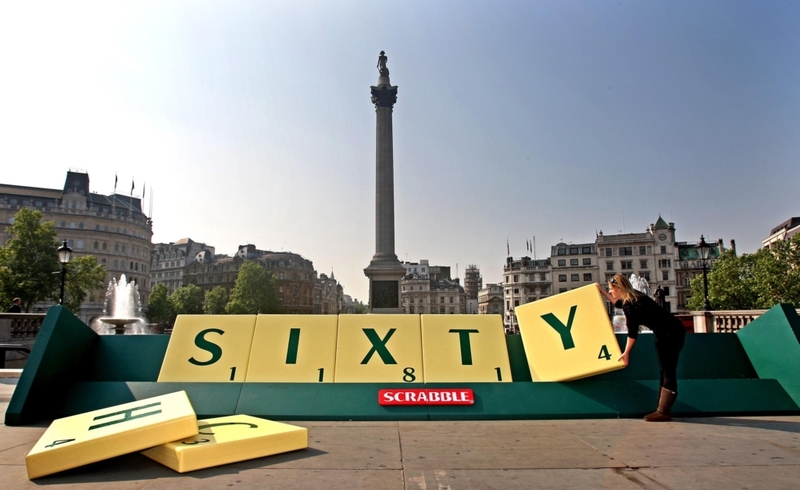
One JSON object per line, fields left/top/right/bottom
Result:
{"left": 94, "top": 275, "right": 148, "bottom": 335}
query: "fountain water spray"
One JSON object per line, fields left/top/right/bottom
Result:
{"left": 94, "top": 275, "right": 148, "bottom": 335}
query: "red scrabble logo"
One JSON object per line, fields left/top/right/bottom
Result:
{"left": 379, "top": 389, "right": 475, "bottom": 406}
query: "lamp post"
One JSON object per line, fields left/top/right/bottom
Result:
{"left": 697, "top": 235, "right": 711, "bottom": 311}
{"left": 57, "top": 239, "right": 72, "bottom": 305}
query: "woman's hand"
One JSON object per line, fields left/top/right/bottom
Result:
{"left": 618, "top": 350, "right": 630, "bottom": 367}
{"left": 596, "top": 283, "right": 613, "bottom": 303}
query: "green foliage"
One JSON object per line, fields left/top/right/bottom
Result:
{"left": 60, "top": 255, "right": 107, "bottom": 312}
{"left": 0, "top": 208, "right": 60, "bottom": 311}
{"left": 204, "top": 286, "right": 229, "bottom": 314}
{"left": 687, "top": 235, "right": 800, "bottom": 310}
{"left": 354, "top": 303, "right": 370, "bottom": 314}
{"left": 170, "top": 284, "right": 205, "bottom": 315}
{"left": 147, "top": 283, "right": 175, "bottom": 325}
{"left": 226, "top": 260, "right": 281, "bottom": 314}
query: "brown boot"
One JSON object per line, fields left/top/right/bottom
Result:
{"left": 644, "top": 387, "right": 676, "bottom": 422}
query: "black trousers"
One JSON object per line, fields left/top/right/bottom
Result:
{"left": 655, "top": 329, "right": 685, "bottom": 393}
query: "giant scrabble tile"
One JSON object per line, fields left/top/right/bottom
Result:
{"left": 421, "top": 315, "right": 512, "bottom": 382}
{"left": 142, "top": 415, "right": 308, "bottom": 473}
{"left": 158, "top": 315, "right": 257, "bottom": 382}
{"left": 334, "top": 314, "right": 423, "bottom": 383}
{"left": 246, "top": 315, "right": 338, "bottom": 382}
{"left": 516, "top": 284, "right": 625, "bottom": 381}
{"left": 25, "top": 391, "right": 197, "bottom": 479}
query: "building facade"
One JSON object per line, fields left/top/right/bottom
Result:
{"left": 400, "top": 260, "right": 467, "bottom": 314}
{"left": 551, "top": 242, "right": 597, "bottom": 294}
{"left": 674, "top": 239, "right": 727, "bottom": 310}
{"left": 151, "top": 238, "right": 214, "bottom": 293}
{"left": 0, "top": 170, "right": 153, "bottom": 325}
{"left": 502, "top": 256, "right": 552, "bottom": 332}
{"left": 477, "top": 283, "right": 504, "bottom": 316}
{"left": 762, "top": 217, "right": 800, "bottom": 249}
{"left": 596, "top": 216, "right": 677, "bottom": 310}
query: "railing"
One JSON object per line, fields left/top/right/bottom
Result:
{"left": 0, "top": 313, "right": 46, "bottom": 340}
{"left": 686, "top": 309, "right": 799, "bottom": 333}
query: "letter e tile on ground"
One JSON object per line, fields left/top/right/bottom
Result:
{"left": 25, "top": 391, "right": 198, "bottom": 479}
{"left": 141, "top": 415, "right": 308, "bottom": 473}
{"left": 516, "top": 284, "right": 625, "bottom": 381}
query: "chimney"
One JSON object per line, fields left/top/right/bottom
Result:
{"left": 730, "top": 239, "right": 736, "bottom": 256}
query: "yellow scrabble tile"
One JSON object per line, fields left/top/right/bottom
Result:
{"left": 421, "top": 315, "right": 512, "bottom": 383}
{"left": 141, "top": 415, "right": 308, "bottom": 473}
{"left": 246, "top": 315, "right": 338, "bottom": 382}
{"left": 334, "top": 314, "right": 423, "bottom": 383}
{"left": 516, "top": 284, "right": 625, "bottom": 381}
{"left": 158, "top": 315, "right": 257, "bottom": 382}
{"left": 25, "top": 391, "right": 197, "bottom": 480}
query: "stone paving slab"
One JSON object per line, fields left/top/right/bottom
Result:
{"left": 2, "top": 379, "right": 800, "bottom": 489}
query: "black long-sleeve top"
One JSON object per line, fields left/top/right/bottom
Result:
{"left": 615, "top": 293, "right": 685, "bottom": 341}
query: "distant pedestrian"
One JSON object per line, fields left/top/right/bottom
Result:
{"left": 7, "top": 298, "right": 22, "bottom": 313}
{"left": 598, "top": 275, "right": 685, "bottom": 422}
{"left": 654, "top": 286, "right": 666, "bottom": 310}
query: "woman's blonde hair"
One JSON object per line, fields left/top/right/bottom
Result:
{"left": 608, "top": 274, "right": 641, "bottom": 305}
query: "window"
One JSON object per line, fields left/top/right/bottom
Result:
{"left": 640, "top": 260, "right": 648, "bottom": 268}
{"left": 663, "top": 287, "right": 670, "bottom": 296}
{"left": 661, "top": 246, "right": 667, "bottom": 254}
{"left": 76, "top": 240, "right": 83, "bottom": 249}
{"left": 571, "top": 274, "right": 579, "bottom": 282}
{"left": 121, "top": 245, "right": 126, "bottom": 253}
{"left": 570, "top": 259, "right": 578, "bottom": 266}
{"left": 113, "top": 259, "right": 118, "bottom": 268}
{"left": 605, "top": 248, "right": 612, "bottom": 257}
{"left": 94, "top": 241, "right": 99, "bottom": 250}
{"left": 570, "top": 247, "right": 578, "bottom": 254}
{"left": 558, "top": 274, "right": 567, "bottom": 282}
{"left": 102, "top": 242, "right": 107, "bottom": 250}
{"left": 583, "top": 273, "right": 592, "bottom": 281}
{"left": 640, "top": 271, "right": 651, "bottom": 281}
{"left": 513, "top": 275, "right": 519, "bottom": 283}
{"left": 514, "top": 300, "right": 519, "bottom": 307}
{"left": 557, "top": 248, "right": 566, "bottom": 255}
{"left": 449, "top": 297, "right": 454, "bottom": 303}
{"left": 60, "top": 221, "right": 66, "bottom": 228}
{"left": 557, "top": 259, "right": 566, "bottom": 266}
{"left": 440, "top": 297, "right": 445, "bottom": 304}
{"left": 662, "top": 271, "right": 669, "bottom": 280}
{"left": 583, "top": 258, "right": 591, "bottom": 265}
{"left": 559, "top": 288, "right": 567, "bottom": 293}
{"left": 513, "top": 288, "right": 519, "bottom": 294}
{"left": 505, "top": 276, "right": 509, "bottom": 283}
{"left": 620, "top": 247, "right": 632, "bottom": 256}
{"left": 582, "top": 246, "right": 592, "bottom": 254}
{"left": 658, "top": 259, "right": 671, "bottom": 268}
{"left": 606, "top": 261, "right": 614, "bottom": 271}
{"left": 621, "top": 261, "right": 633, "bottom": 270}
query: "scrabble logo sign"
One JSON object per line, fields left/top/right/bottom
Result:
{"left": 379, "top": 388, "right": 475, "bottom": 405}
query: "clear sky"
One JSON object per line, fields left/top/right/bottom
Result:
{"left": 2, "top": 1, "right": 798, "bottom": 302}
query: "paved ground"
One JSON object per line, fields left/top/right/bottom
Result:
{"left": 2, "top": 377, "right": 799, "bottom": 489}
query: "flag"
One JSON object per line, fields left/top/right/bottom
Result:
{"left": 131, "top": 179, "right": 135, "bottom": 195}
{"left": 507, "top": 238, "right": 510, "bottom": 257}
{"left": 114, "top": 173, "right": 118, "bottom": 192}
{"left": 142, "top": 183, "right": 146, "bottom": 203}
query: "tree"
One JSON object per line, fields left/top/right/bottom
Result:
{"left": 147, "top": 283, "right": 175, "bottom": 325}
{"left": 226, "top": 260, "right": 281, "bottom": 314}
{"left": 60, "top": 255, "right": 107, "bottom": 312}
{"left": 0, "top": 208, "right": 60, "bottom": 311}
{"left": 170, "top": 284, "right": 205, "bottom": 315}
{"left": 687, "top": 235, "right": 800, "bottom": 310}
{"left": 204, "top": 286, "right": 229, "bottom": 314}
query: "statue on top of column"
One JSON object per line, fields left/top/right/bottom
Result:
{"left": 377, "top": 51, "right": 389, "bottom": 77}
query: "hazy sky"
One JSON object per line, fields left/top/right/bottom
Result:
{"left": 2, "top": 1, "right": 798, "bottom": 302}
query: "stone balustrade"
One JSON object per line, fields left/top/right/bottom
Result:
{"left": 687, "top": 309, "right": 800, "bottom": 333}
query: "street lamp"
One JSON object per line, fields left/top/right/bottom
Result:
{"left": 697, "top": 235, "right": 711, "bottom": 311}
{"left": 57, "top": 239, "right": 72, "bottom": 305}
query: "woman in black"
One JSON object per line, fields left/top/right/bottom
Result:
{"left": 598, "top": 274, "right": 686, "bottom": 422}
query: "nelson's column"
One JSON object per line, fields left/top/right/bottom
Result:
{"left": 364, "top": 51, "right": 407, "bottom": 313}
